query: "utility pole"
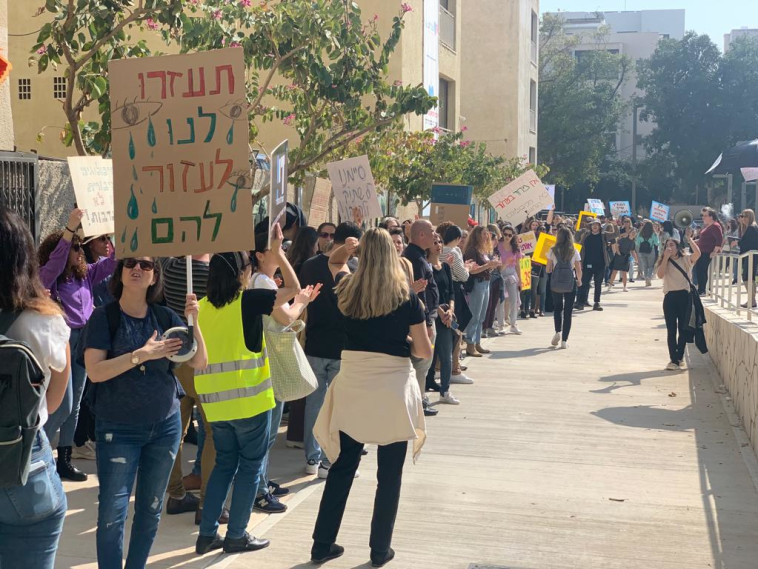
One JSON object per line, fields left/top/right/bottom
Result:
{"left": 631, "top": 104, "right": 638, "bottom": 215}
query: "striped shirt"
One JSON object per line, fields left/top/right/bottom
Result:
{"left": 161, "top": 257, "right": 209, "bottom": 324}
{"left": 442, "top": 246, "right": 469, "bottom": 283}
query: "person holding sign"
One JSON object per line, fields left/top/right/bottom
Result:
{"left": 576, "top": 219, "right": 606, "bottom": 311}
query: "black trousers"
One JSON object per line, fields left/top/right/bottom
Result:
{"left": 312, "top": 431, "right": 408, "bottom": 554}
{"left": 552, "top": 290, "right": 575, "bottom": 341}
{"left": 663, "top": 290, "right": 689, "bottom": 364}
{"left": 694, "top": 255, "right": 711, "bottom": 295}
{"left": 578, "top": 265, "right": 604, "bottom": 305}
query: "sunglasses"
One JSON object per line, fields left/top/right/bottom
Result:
{"left": 319, "top": 232, "right": 335, "bottom": 239}
{"left": 503, "top": 233, "right": 513, "bottom": 238}
{"left": 123, "top": 258, "right": 155, "bottom": 271}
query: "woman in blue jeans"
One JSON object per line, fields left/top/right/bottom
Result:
{"left": 0, "top": 208, "right": 71, "bottom": 569}
{"left": 463, "top": 226, "right": 499, "bottom": 357}
{"left": 83, "top": 256, "right": 207, "bottom": 569}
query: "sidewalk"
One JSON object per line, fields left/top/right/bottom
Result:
{"left": 55, "top": 281, "right": 758, "bottom": 569}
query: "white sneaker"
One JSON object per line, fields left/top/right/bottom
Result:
{"left": 318, "top": 461, "right": 359, "bottom": 480}
{"left": 305, "top": 459, "right": 319, "bottom": 475}
{"left": 509, "top": 325, "right": 522, "bottom": 335}
{"left": 71, "top": 441, "right": 96, "bottom": 460}
{"left": 560, "top": 341, "right": 568, "bottom": 349}
{"left": 450, "top": 373, "right": 474, "bottom": 384}
{"left": 551, "top": 332, "right": 561, "bottom": 346}
{"left": 665, "top": 362, "right": 680, "bottom": 371}
{"left": 678, "top": 362, "right": 687, "bottom": 371}
{"left": 434, "top": 371, "right": 441, "bottom": 380}
{"left": 439, "top": 392, "right": 460, "bottom": 405}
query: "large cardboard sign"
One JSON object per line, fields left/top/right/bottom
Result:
{"left": 269, "top": 140, "right": 288, "bottom": 245}
{"left": 519, "top": 257, "right": 532, "bottom": 291}
{"left": 429, "top": 203, "right": 469, "bottom": 228}
{"left": 308, "top": 177, "right": 332, "bottom": 228}
{"left": 609, "top": 200, "right": 631, "bottom": 217}
{"left": 545, "top": 184, "right": 556, "bottom": 210}
{"left": 68, "top": 156, "right": 115, "bottom": 237}
{"left": 488, "top": 170, "right": 554, "bottom": 225}
{"left": 517, "top": 231, "right": 537, "bottom": 255}
{"left": 109, "top": 48, "right": 253, "bottom": 258}
{"left": 532, "top": 232, "right": 582, "bottom": 266}
{"left": 326, "top": 155, "right": 383, "bottom": 221}
{"left": 431, "top": 184, "right": 473, "bottom": 205}
{"left": 650, "top": 200, "right": 670, "bottom": 222}
{"left": 576, "top": 211, "right": 597, "bottom": 230}
{"left": 587, "top": 198, "right": 605, "bottom": 215}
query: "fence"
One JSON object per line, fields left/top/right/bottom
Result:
{"left": 0, "top": 151, "right": 40, "bottom": 243}
{"left": 707, "top": 251, "right": 758, "bottom": 321}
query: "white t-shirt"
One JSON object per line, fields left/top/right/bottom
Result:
{"left": 6, "top": 310, "right": 70, "bottom": 427}
{"left": 548, "top": 249, "right": 581, "bottom": 265}
{"left": 250, "top": 272, "right": 285, "bottom": 332}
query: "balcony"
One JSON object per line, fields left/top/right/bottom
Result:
{"left": 439, "top": 6, "right": 456, "bottom": 52}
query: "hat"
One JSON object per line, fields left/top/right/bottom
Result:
{"left": 589, "top": 219, "right": 602, "bottom": 226}
{"left": 82, "top": 234, "right": 109, "bottom": 245}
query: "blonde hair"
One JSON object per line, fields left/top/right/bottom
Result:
{"left": 336, "top": 228, "right": 410, "bottom": 319}
{"left": 741, "top": 209, "right": 757, "bottom": 234}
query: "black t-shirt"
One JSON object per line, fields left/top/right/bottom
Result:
{"left": 402, "top": 243, "right": 439, "bottom": 325}
{"left": 240, "top": 288, "right": 276, "bottom": 352}
{"left": 300, "top": 253, "right": 346, "bottom": 360}
{"left": 432, "top": 262, "right": 454, "bottom": 307}
{"left": 583, "top": 232, "right": 606, "bottom": 267}
{"left": 343, "top": 292, "right": 425, "bottom": 358}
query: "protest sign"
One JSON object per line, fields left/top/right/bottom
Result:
{"left": 326, "top": 155, "right": 383, "bottom": 222}
{"left": 307, "top": 177, "right": 332, "bottom": 228}
{"left": 109, "top": 48, "right": 252, "bottom": 258}
{"left": 519, "top": 257, "right": 532, "bottom": 291}
{"left": 429, "top": 203, "right": 469, "bottom": 228}
{"left": 545, "top": 185, "right": 556, "bottom": 210}
{"left": 517, "top": 231, "right": 537, "bottom": 255}
{"left": 269, "top": 140, "right": 288, "bottom": 245}
{"left": 576, "top": 210, "right": 597, "bottom": 230}
{"left": 68, "top": 156, "right": 115, "bottom": 237}
{"left": 609, "top": 200, "right": 631, "bottom": 217}
{"left": 488, "top": 170, "right": 553, "bottom": 225}
{"left": 532, "top": 232, "right": 582, "bottom": 266}
{"left": 431, "top": 184, "right": 473, "bottom": 205}
{"left": 650, "top": 200, "right": 670, "bottom": 222}
{"left": 587, "top": 198, "right": 605, "bottom": 215}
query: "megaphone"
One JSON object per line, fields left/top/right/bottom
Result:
{"left": 163, "top": 255, "right": 198, "bottom": 363}
{"left": 674, "top": 209, "right": 693, "bottom": 229}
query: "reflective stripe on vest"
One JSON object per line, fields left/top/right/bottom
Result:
{"left": 195, "top": 351, "right": 267, "bottom": 376}
{"left": 197, "top": 378, "right": 273, "bottom": 404}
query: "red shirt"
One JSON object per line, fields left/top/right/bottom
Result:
{"left": 696, "top": 223, "right": 723, "bottom": 255}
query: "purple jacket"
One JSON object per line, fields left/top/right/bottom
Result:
{"left": 39, "top": 238, "right": 118, "bottom": 329}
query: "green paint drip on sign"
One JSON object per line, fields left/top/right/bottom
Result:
{"left": 226, "top": 124, "right": 234, "bottom": 145}
{"left": 127, "top": 186, "right": 139, "bottom": 220}
{"left": 230, "top": 185, "right": 240, "bottom": 212}
{"left": 121, "top": 227, "right": 127, "bottom": 243}
{"left": 132, "top": 165, "right": 138, "bottom": 181}
{"left": 128, "top": 133, "right": 135, "bottom": 160}
{"left": 151, "top": 198, "right": 158, "bottom": 214}
{"left": 147, "top": 116, "right": 156, "bottom": 147}
{"left": 130, "top": 229, "right": 138, "bottom": 252}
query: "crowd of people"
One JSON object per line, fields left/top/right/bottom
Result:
{"left": 1, "top": 200, "right": 757, "bottom": 569}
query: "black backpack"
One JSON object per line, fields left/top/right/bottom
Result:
{"left": 0, "top": 312, "right": 47, "bottom": 488}
{"left": 639, "top": 239, "right": 652, "bottom": 254}
{"left": 550, "top": 255, "right": 576, "bottom": 293}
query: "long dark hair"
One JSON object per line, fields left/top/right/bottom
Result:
{"left": 463, "top": 226, "right": 491, "bottom": 259}
{"left": 38, "top": 230, "right": 87, "bottom": 281}
{"left": 0, "top": 208, "right": 62, "bottom": 316}
{"left": 108, "top": 257, "right": 164, "bottom": 303}
{"left": 207, "top": 252, "right": 249, "bottom": 308}
{"left": 640, "top": 220, "right": 654, "bottom": 240}
{"left": 553, "top": 227, "right": 575, "bottom": 262}
{"left": 286, "top": 226, "right": 318, "bottom": 273}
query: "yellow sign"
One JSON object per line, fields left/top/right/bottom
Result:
{"left": 519, "top": 257, "right": 532, "bottom": 291}
{"left": 576, "top": 211, "right": 598, "bottom": 231}
{"left": 532, "top": 232, "right": 582, "bottom": 265}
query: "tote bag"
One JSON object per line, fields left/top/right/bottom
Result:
{"left": 265, "top": 319, "right": 318, "bottom": 402}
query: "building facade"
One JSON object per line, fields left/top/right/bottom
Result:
{"left": 725, "top": 28, "right": 758, "bottom": 51}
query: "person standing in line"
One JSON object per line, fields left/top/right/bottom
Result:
{"left": 577, "top": 219, "right": 606, "bottom": 311}
{"left": 0, "top": 209, "right": 71, "bottom": 569}
{"left": 695, "top": 207, "right": 723, "bottom": 295}
{"left": 547, "top": 227, "right": 583, "bottom": 349}
{"left": 656, "top": 235, "right": 701, "bottom": 370}
{"left": 301, "top": 222, "right": 364, "bottom": 476}
{"left": 635, "top": 220, "right": 659, "bottom": 287}
{"left": 497, "top": 227, "right": 523, "bottom": 334}
{"left": 731, "top": 209, "right": 758, "bottom": 308}
{"left": 310, "top": 228, "right": 433, "bottom": 567}
{"left": 462, "top": 226, "right": 499, "bottom": 356}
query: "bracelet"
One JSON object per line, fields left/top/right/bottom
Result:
{"left": 65, "top": 226, "right": 76, "bottom": 233}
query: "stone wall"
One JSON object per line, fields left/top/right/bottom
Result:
{"left": 37, "top": 159, "right": 75, "bottom": 240}
{"left": 704, "top": 303, "right": 758, "bottom": 456}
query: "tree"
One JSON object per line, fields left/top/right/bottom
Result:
{"left": 538, "top": 13, "right": 629, "bottom": 191}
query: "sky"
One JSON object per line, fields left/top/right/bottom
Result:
{"left": 539, "top": 0, "right": 758, "bottom": 51}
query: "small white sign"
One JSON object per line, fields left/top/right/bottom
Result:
{"left": 67, "top": 156, "right": 115, "bottom": 237}
{"left": 488, "top": 170, "right": 554, "bottom": 225}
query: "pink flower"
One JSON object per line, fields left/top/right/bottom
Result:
{"left": 400, "top": 3, "right": 412, "bottom": 13}
{"left": 432, "top": 126, "right": 441, "bottom": 134}
{"left": 283, "top": 113, "right": 296, "bottom": 126}
{"left": 393, "top": 80, "right": 403, "bottom": 87}
{"left": 460, "top": 140, "right": 471, "bottom": 148}
{"left": 461, "top": 126, "right": 468, "bottom": 132}
{"left": 372, "top": 14, "right": 379, "bottom": 22}
{"left": 212, "top": 9, "right": 223, "bottom": 20}
{"left": 240, "top": 0, "right": 252, "bottom": 6}
{"left": 145, "top": 18, "right": 159, "bottom": 31}
{"left": 36, "top": 46, "right": 47, "bottom": 54}
{"left": 230, "top": 41, "right": 242, "bottom": 48}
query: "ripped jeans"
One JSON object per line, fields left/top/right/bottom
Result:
{"left": 95, "top": 412, "right": 181, "bottom": 569}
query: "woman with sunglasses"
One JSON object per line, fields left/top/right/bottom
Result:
{"left": 38, "top": 208, "right": 118, "bottom": 482}
{"left": 316, "top": 223, "right": 337, "bottom": 254}
{"left": 731, "top": 210, "right": 758, "bottom": 308}
{"left": 82, "top": 255, "right": 207, "bottom": 569}
{"left": 497, "top": 227, "right": 523, "bottom": 334}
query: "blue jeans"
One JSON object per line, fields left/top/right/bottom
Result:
{"left": 44, "top": 327, "right": 87, "bottom": 447}
{"left": 258, "top": 399, "right": 284, "bottom": 496}
{"left": 200, "top": 411, "right": 271, "bottom": 539}
{"left": 304, "top": 356, "right": 341, "bottom": 463}
{"left": 464, "top": 280, "right": 490, "bottom": 345}
{"left": 0, "top": 430, "right": 66, "bottom": 569}
{"left": 95, "top": 412, "right": 182, "bottom": 569}
{"left": 427, "top": 320, "right": 453, "bottom": 394}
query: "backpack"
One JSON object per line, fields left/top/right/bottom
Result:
{"left": 550, "top": 254, "right": 576, "bottom": 293}
{"left": 0, "top": 312, "right": 47, "bottom": 488}
{"left": 639, "top": 239, "right": 652, "bottom": 254}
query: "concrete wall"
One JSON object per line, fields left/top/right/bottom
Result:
{"left": 0, "top": 0, "right": 13, "bottom": 150}
{"left": 704, "top": 304, "right": 758, "bottom": 456}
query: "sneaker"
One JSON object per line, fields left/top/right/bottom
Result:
{"left": 551, "top": 332, "right": 561, "bottom": 347}
{"left": 560, "top": 341, "right": 568, "bottom": 349}
{"left": 574, "top": 303, "right": 584, "bottom": 311}
{"left": 318, "top": 461, "right": 359, "bottom": 480}
{"left": 305, "top": 459, "right": 319, "bottom": 475}
{"left": 223, "top": 532, "right": 270, "bottom": 553}
{"left": 645, "top": 279, "right": 652, "bottom": 287}
{"left": 509, "top": 325, "right": 522, "bottom": 335}
{"left": 268, "top": 480, "right": 290, "bottom": 497}
{"left": 253, "top": 492, "right": 287, "bottom": 513}
{"left": 450, "top": 373, "right": 474, "bottom": 384}
{"left": 439, "top": 392, "right": 460, "bottom": 405}
{"left": 71, "top": 441, "right": 96, "bottom": 460}
{"left": 678, "top": 362, "right": 687, "bottom": 371}
{"left": 593, "top": 303, "right": 603, "bottom": 311}
{"left": 623, "top": 287, "right": 629, "bottom": 292}
{"left": 665, "top": 362, "right": 679, "bottom": 371}
{"left": 285, "top": 440, "right": 304, "bottom": 449}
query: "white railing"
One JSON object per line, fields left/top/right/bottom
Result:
{"left": 439, "top": 6, "right": 456, "bottom": 52}
{"left": 707, "top": 251, "right": 758, "bottom": 322}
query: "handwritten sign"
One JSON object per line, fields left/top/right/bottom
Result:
{"left": 109, "top": 48, "right": 252, "bottom": 258}
{"left": 519, "top": 257, "right": 532, "bottom": 291}
{"left": 68, "top": 156, "right": 115, "bottom": 237}
{"left": 650, "top": 200, "right": 670, "bottom": 222}
{"left": 532, "top": 232, "right": 582, "bottom": 266}
{"left": 326, "top": 155, "right": 383, "bottom": 221}
{"left": 269, "top": 140, "right": 288, "bottom": 245}
{"left": 517, "top": 231, "right": 537, "bottom": 255}
{"left": 609, "top": 201, "right": 631, "bottom": 217}
{"left": 488, "top": 170, "right": 553, "bottom": 225}
{"left": 587, "top": 198, "right": 605, "bottom": 215}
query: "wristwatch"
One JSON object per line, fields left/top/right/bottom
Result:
{"left": 130, "top": 351, "right": 140, "bottom": 366}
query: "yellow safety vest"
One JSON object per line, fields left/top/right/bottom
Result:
{"left": 195, "top": 295, "right": 275, "bottom": 422}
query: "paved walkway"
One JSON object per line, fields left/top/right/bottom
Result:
{"left": 56, "top": 282, "right": 758, "bottom": 569}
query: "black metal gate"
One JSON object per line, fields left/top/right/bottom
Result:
{"left": 0, "top": 151, "right": 39, "bottom": 243}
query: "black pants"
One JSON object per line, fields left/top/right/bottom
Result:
{"left": 552, "top": 290, "right": 575, "bottom": 341}
{"left": 663, "top": 290, "right": 689, "bottom": 364}
{"left": 312, "top": 431, "right": 408, "bottom": 555}
{"left": 694, "top": 255, "right": 711, "bottom": 295}
{"left": 579, "top": 265, "right": 604, "bottom": 305}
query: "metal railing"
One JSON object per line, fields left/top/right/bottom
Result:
{"left": 0, "top": 151, "right": 40, "bottom": 244}
{"left": 439, "top": 6, "right": 456, "bottom": 52}
{"left": 707, "top": 251, "right": 758, "bottom": 322}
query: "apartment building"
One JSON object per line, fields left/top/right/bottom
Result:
{"left": 725, "top": 27, "right": 758, "bottom": 51}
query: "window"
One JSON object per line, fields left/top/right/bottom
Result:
{"left": 529, "top": 147, "right": 536, "bottom": 165}
{"left": 18, "top": 78, "right": 31, "bottom": 100}
{"left": 438, "top": 77, "right": 450, "bottom": 130}
{"left": 529, "top": 80, "right": 537, "bottom": 133}
{"left": 53, "top": 76, "right": 67, "bottom": 99}
{"left": 531, "top": 11, "right": 539, "bottom": 63}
